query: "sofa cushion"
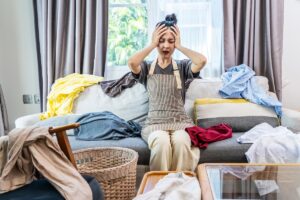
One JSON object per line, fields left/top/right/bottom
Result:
{"left": 69, "top": 133, "right": 252, "bottom": 165}
{"left": 68, "top": 136, "right": 150, "bottom": 165}
{"left": 194, "top": 98, "right": 280, "bottom": 132}
{"left": 184, "top": 76, "right": 270, "bottom": 120}
{"left": 199, "top": 133, "right": 251, "bottom": 163}
{"left": 35, "top": 114, "right": 82, "bottom": 135}
{"left": 72, "top": 83, "right": 149, "bottom": 125}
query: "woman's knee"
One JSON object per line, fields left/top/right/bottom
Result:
{"left": 148, "top": 130, "right": 171, "bottom": 149}
{"left": 171, "top": 130, "right": 192, "bottom": 147}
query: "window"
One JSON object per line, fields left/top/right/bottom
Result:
{"left": 107, "top": 0, "right": 223, "bottom": 80}
{"left": 106, "top": 0, "right": 148, "bottom": 80}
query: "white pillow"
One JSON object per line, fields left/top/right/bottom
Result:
{"left": 184, "top": 76, "right": 271, "bottom": 120}
{"left": 73, "top": 83, "right": 149, "bottom": 124}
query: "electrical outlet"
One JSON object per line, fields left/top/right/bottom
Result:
{"left": 34, "top": 94, "right": 40, "bottom": 104}
{"left": 23, "top": 94, "right": 33, "bottom": 104}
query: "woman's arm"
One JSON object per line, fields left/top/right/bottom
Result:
{"left": 171, "top": 25, "right": 207, "bottom": 73}
{"left": 128, "top": 25, "right": 167, "bottom": 74}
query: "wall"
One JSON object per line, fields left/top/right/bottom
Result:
{"left": 0, "top": 0, "right": 40, "bottom": 130}
{"left": 282, "top": 0, "right": 300, "bottom": 111}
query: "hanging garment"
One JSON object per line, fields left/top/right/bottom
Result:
{"left": 0, "top": 127, "right": 92, "bottom": 200}
{"left": 185, "top": 123, "right": 232, "bottom": 149}
{"left": 219, "top": 64, "right": 282, "bottom": 116}
{"left": 40, "top": 73, "right": 103, "bottom": 120}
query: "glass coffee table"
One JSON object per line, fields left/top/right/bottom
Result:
{"left": 198, "top": 163, "right": 300, "bottom": 200}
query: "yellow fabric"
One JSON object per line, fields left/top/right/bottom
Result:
{"left": 40, "top": 73, "right": 103, "bottom": 120}
{"left": 193, "top": 98, "right": 249, "bottom": 123}
{"left": 194, "top": 98, "right": 248, "bottom": 105}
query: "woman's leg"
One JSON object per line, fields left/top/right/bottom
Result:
{"left": 147, "top": 130, "right": 172, "bottom": 171}
{"left": 170, "top": 130, "right": 200, "bottom": 171}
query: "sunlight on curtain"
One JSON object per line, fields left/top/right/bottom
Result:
{"left": 147, "top": 0, "right": 224, "bottom": 78}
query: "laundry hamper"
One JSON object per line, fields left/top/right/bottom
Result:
{"left": 74, "top": 147, "right": 138, "bottom": 200}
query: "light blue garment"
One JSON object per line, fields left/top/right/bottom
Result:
{"left": 74, "top": 111, "right": 141, "bottom": 141}
{"left": 219, "top": 64, "right": 282, "bottom": 116}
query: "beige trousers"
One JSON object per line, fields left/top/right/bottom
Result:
{"left": 147, "top": 130, "right": 200, "bottom": 171}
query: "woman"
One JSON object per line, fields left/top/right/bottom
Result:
{"left": 128, "top": 14, "right": 207, "bottom": 171}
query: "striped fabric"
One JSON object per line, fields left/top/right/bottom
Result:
{"left": 194, "top": 98, "right": 280, "bottom": 132}
{"left": 141, "top": 60, "right": 193, "bottom": 141}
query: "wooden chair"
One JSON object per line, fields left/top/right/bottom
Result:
{"left": 0, "top": 123, "right": 104, "bottom": 200}
{"left": 48, "top": 123, "right": 80, "bottom": 168}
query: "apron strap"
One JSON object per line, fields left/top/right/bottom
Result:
{"left": 149, "top": 58, "right": 157, "bottom": 75}
{"left": 172, "top": 60, "right": 182, "bottom": 89}
{"left": 149, "top": 58, "right": 182, "bottom": 89}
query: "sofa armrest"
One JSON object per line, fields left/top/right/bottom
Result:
{"left": 15, "top": 113, "right": 41, "bottom": 128}
{"left": 281, "top": 107, "right": 300, "bottom": 132}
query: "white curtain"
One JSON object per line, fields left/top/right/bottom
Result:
{"left": 147, "top": 0, "right": 223, "bottom": 78}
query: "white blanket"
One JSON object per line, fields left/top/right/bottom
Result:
{"left": 242, "top": 123, "right": 300, "bottom": 163}
{"left": 237, "top": 122, "right": 294, "bottom": 144}
{"left": 134, "top": 172, "right": 201, "bottom": 200}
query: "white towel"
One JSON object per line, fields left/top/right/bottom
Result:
{"left": 134, "top": 172, "right": 201, "bottom": 200}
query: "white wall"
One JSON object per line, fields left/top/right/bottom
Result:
{"left": 0, "top": 0, "right": 40, "bottom": 130}
{"left": 282, "top": 0, "right": 300, "bottom": 111}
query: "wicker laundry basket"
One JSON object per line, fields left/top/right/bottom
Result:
{"left": 74, "top": 147, "right": 138, "bottom": 200}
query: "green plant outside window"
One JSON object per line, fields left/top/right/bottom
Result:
{"left": 108, "top": 0, "right": 148, "bottom": 66}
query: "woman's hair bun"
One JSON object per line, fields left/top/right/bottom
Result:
{"left": 165, "top": 13, "right": 177, "bottom": 26}
{"left": 156, "top": 13, "right": 177, "bottom": 27}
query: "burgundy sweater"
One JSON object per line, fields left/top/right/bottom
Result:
{"left": 185, "top": 123, "right": 232, "bottom": 149}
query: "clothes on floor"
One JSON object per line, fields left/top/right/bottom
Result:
{"left": 0, "top": 126, "right": 92, "bottom": 200}
{"left": 40, "top": 73, "right": 103, "bottom": 120}
{"left": 237, "top": 122, "right": 293, "bottom": 144}
{"left": 134, "top": 58, "right": 200, "bottom": 171}
{"left": 148, "top": 130, "right": 200, "bottom": 171}
{"left": 100, "top": 72, "right": 138, "bottom": 97}
{"left": 185, "top": 123, "right": 232, "bottom": 149}
{"left": 134, "top": 172, "right": 201, "bottom": 200}
{"left": 219, "top": 64, "right": 282, "bottom": 116}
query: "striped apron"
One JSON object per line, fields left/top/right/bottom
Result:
{"left": 141, "top": 59, "right": 194, "bottom": 141}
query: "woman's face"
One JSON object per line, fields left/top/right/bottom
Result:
{"left": 157, "top": 29, "right": 175, "bottom": 59}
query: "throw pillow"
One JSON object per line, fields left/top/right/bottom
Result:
{"left": 194, "top": 98, "right": 280, "bottom": 132}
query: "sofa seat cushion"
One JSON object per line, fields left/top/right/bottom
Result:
{"left": 68, "top": 136, "right": 150, "bottom": 165}
{"left": 69, "top": 133, "right": 251, "bottom": 165}
{"left": 199, "top": 133, "right": 251, "bottom": 163}
{"left": 194, "top": 98, "right": 280, "bottom": 132}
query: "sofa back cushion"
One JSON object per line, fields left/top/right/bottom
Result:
{"left": 194, "top": 98, "right": 280, "bottom": 132}
{"left": 72, "top": 83, "right": 149, "bottom": 125}
{"left": 184, "top": 76, "right": 270, "bottom": 120}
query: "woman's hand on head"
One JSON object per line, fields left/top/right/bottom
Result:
{"left": 171, "top": 25, "right": 181, "bottom": 49}
{"left": 151, "top": 24, "right": 167, "bottom": 47}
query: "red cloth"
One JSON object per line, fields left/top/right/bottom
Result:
{"left": 185, "top": 123, "right": 232, "bottom": 149}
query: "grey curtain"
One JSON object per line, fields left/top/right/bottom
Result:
{"left": 223, "top": 0, "right": 284, "bottom": 100}
{"left": 33, "top": 0, "right": 108, "bottom": 111}
{"left": 0, "top": 84, "right": 9, "bottom": 136}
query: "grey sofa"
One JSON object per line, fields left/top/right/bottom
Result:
{"left": 15, "top": 76, "right": 300, "bottom": 168}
